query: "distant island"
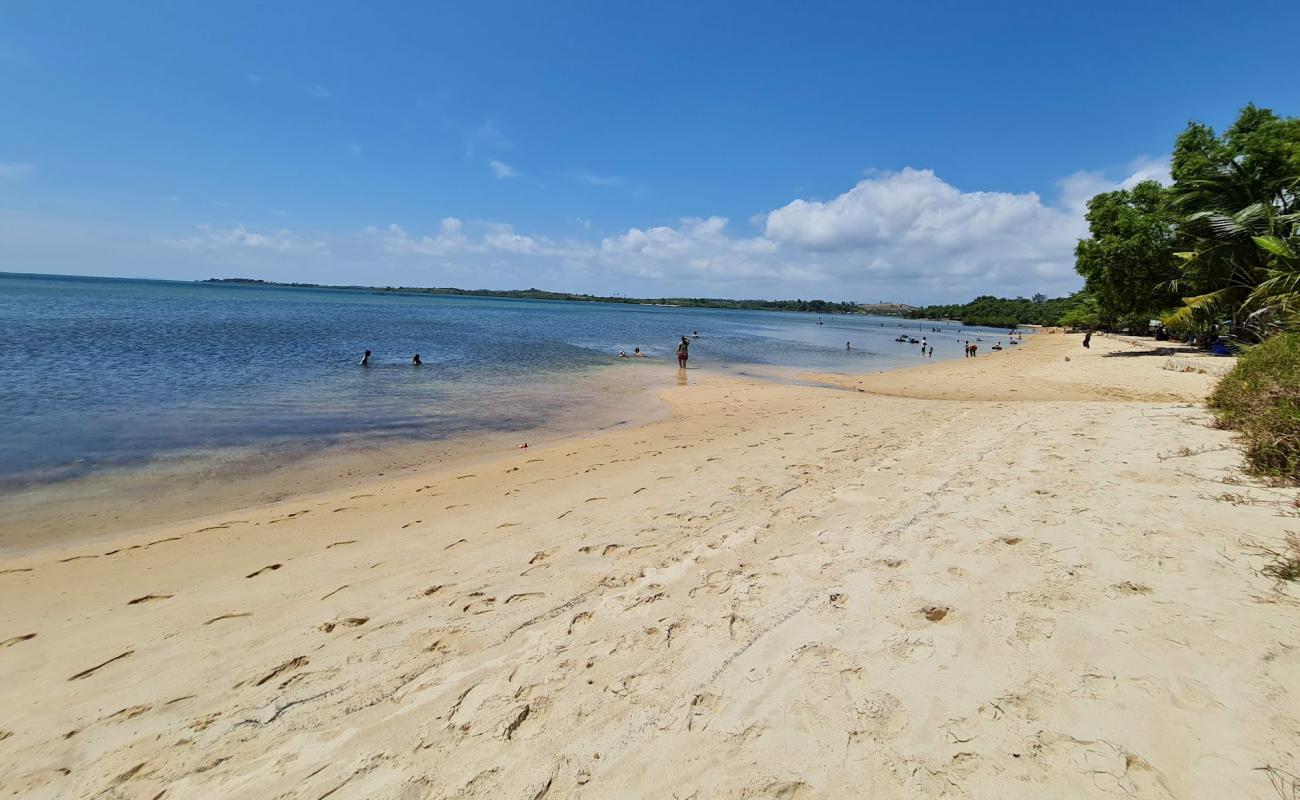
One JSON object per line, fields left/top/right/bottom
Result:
{"left": 201, "top": 278, "right": 916, "bottom": 316}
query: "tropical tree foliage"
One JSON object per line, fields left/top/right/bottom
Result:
{"left": 1075, "top": 103, "right": 1300, "bottom": 340}
{"left": 1074, "top": 181, "right": 1179, "bottom": 324}
{"left": 908, "top": 292, "right": 1091, "bottom": 327}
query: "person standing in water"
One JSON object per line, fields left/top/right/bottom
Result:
{"left": 846, "top": 341, "right": 852, "bottom": 351}
{"left": 677, "top": 336, "right": 690, "bottom": 368}
{"left": 360, "top": 350, "right": 372, "bottom": 366}
{"left": 412, "top": 353, "right": 422, "bottom": 366}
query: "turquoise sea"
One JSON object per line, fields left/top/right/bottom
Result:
{"left": 0, "top": 272, "right": 1013, "bottom": 488}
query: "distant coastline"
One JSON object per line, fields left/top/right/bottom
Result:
{"left": 200, "top": 277, "right": 916, "bottom": 316}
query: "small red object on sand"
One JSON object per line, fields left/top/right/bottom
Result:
{"left": 518, "top": 443, "right": 529, "bottom": 449}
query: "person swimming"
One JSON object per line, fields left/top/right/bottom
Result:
{"left": 412, "top": 353, "right": 422, "bottom": 366}
{"left": 846, "top": 341, "right": 851, "bottom": 351}
{"left": 634, "top": 347, "right": 647, "bottom": 357}
{"left": 618, "top": 350, "right": 629, "bottom": 358}
{"left": 359, "top": 350, "right": 372, "bottom": 366}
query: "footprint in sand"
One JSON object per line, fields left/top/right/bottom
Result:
{"left": 1, "top": 633, "right": 37, "bottom": 648}
{"left": 1108, "top": 580, "right": 1153, "bottom": 596}
{"left": 687, "top": 692, "right": 722, "bottom": 731}
{"left": 126, "top": 594, "right": 173, "bottom": 605}
{"left": 505, "top": 592, "right": 544, "bottom": 604}
{"left": 245, "top": 564, "right": 281, "bottom": 578}
{"left": 204, "top": 612, "right": 252, "bottom": 625}
{"left": 101, "top": 704, "right": 152, "bottom": 722}
{"left": 248, "top": 656, "right": 308, "bottom": 688}
{"left": 921, "top": 605, "right": 950, "bottom": 622}
{"left": 319, "top": 617, "right": 369, "bottom": 633}
{"left": 567, "top": 611, "right": 593, "bottom": 635}
{"left": 462, "top": 595, "right": 497, "bottom": 614}
{"left": 69, "top": 650, "right": 134, "bottom": 681}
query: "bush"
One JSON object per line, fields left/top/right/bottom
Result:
{"left": 1209, "top": 333, "right": 1300, "bottom": 482}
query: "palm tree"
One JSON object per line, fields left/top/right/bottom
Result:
{"left": 1245, "top": 209, "right": 1300, "bottom": 333}
{"left": 1165, "top": 160, "right": 1300, "bottom": 338}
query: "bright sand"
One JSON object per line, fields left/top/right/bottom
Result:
{"left": 1, "top": 333, "right": 1297, "bottom": 799}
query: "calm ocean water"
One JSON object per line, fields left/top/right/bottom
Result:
{"left": 0, "top": 272, "right": 1009, "bottom": 487}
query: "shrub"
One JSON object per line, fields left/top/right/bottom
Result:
{"left": 1209, "top": 333, "right": 1300, "bottom": 482}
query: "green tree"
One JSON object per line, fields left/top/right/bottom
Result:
{"left": 1165, "top": 105, "right": 1300, "bottom": 337}
{"left": 1074, "top": 180, "right": 1179, "bottom": 324}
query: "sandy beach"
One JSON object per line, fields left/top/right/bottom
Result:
{"left": 1, "top": 333, "right": 1297, "bottom": 799}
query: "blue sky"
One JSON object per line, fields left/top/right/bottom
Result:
{"left": 2, "top": 1, "right": 1298, "bottom": 303}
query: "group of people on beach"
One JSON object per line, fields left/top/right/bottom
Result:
{"left": 617, "top": 332, "right": 697, "bottom": 369}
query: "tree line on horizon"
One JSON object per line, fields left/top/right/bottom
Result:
{"left": 204, "top": 279, "right": 882, "bottom": 315}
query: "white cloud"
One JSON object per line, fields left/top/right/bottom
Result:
{"left": 158, "top": 224, "right": 325, "bottom": 254}
{"left": 1059, "top": 154, "right": 1171, "bottom": 215}
{"left": 569, "top": 169, "right": 622, "bottom": 187}
{"left": 374, "top": 218, "right": 471, "bottom": 256}
{"left": 1119, "top": 155, "right": 1172, "bottom": 188}
{"left": 488, "top": 159, "right": 516, "bottom": 179}
{"left": 457, "top": 120, "right": 512, "bottom": 159}
{"left": 307, "top": 85, "right": 331, "bottom": 99}
{"left": 484, "top": 226, "right": 538, "bottom": 254}
{"left": 0, "top": 162, "right": 34, "bottom": 179}
{"left": 599, "top": 216, "right": 792, "bottom": 283}
{"left": 133, "top": 157, "right": 1171, "bottom": 302}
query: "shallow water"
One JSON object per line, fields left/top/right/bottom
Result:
{"left": 0, "top": 272, "right": 1005, "bottom": 488}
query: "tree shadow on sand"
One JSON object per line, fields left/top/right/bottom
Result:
{"left": 1101, "top": 347, "right": 1184, "bottom": 358}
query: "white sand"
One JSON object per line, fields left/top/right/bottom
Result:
{"left": 1, "top": 333, "right": 1297, "bottom": 799}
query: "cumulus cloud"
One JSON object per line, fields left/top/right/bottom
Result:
{"left": 488, "top": 159, "right": 516, "bottom": 179}
{"left": 140, "top": 157, "right": 1170, "bottom": 302}
{"left": 1059, "top": 154, "right": 1171, "bottom": 214}
{"left": 764, "top": 168, "right": 1075, "bottom": 256}
{"left": 373, "top": 218, "right": 471, "bottom": 256}
{"left": 599, "top": 216, "right": 790, "bottom": 282}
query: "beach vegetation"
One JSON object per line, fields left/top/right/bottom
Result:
{"left": 907, "top": 292, "right": 1091, "bottom": 327}
{"left": 1209, "top": 332, "right": 1300, "bottom": 482}
{"left": 1254, "top": 533, "right": 1300, "bottom": 589}
{"left": 1075, "top": 103, "right": 1300, "bottom": 340}
{"left": 1074, "top": 181, "right": 1180, "bottom": 326}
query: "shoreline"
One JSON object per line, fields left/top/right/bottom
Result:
{"left": 2, "top": 333, "right": 1298, "bottom": 799}
{"left": 0, "top": 334, "right": 968, "bottom": 559}
{"left": 0, "top": 362, "right": 672, "bottom": 558}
